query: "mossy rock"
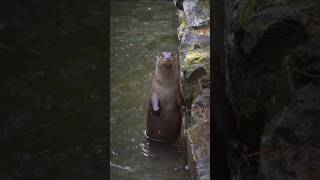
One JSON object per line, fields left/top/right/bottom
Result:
{"left": 177, "top": 10, "right": 189, "bottom": 40}
{"left": 182, "top": 48, "right": 210, "bottom": 78}
{"left": 183, "top": 48, "right": 209, "bottom": 66}
{"left": 181, "top": 77, "right": 203, "bottom": 107}
{"left": 181, "top": 48, "right": 210, "bottom": 104}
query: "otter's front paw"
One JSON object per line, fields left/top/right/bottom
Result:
{"left": 152, "top": 109, "right": 160, "bottom": 116}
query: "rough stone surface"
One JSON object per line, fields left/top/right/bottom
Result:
{"left": 259, "top": 89, "right": 320, "bottom": 180}
{"left": 182, "top": 48, "right": 210, "bottom": 82}
{"left": 186, "top": 120, "right": 210, "bottom": 180}
{"left": 225, "top": 0, "right": 320, "bottom": 179}
{"left": 175, "top": 0, "right": 210, "bottom": 179}
{"left": 183, "top": 0, "right": 210, "bottom": 29}
{"left": 190, "top": 88, "right": 210, "bottom": 127}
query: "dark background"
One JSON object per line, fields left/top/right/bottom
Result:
{"left": 0, "top": 0, "right": 108, "bottom": 179}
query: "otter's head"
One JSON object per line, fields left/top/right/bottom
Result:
{"left": 155, "top": 51, "right": 175, "bottom": 68}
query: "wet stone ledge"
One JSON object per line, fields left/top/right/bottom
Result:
{"left": 174, "top": 0, "right": 210, "bottom": 179}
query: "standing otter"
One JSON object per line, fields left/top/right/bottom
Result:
{"left": 145, "top": 51, "right": 183, "bottom": 142}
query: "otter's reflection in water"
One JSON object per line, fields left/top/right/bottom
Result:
{"left": 140, "top": 139, "right": 184, "bottom": 159}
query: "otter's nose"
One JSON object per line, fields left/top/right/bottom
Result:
{"left": 162, "top": 52, "right": 172, "bottom": 60}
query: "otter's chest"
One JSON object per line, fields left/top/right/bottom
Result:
{"left": 157, "top": 87, "right": 177, "bottom": 107}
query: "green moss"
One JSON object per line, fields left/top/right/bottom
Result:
{"left": 180, "top": 17, "right": 187, "bottom": 28}
{"left": 183, "top": 48, "right": 209, "bottom": 68}
{"left": 177, "top": 12, "right": 188, "bottom": 39}
{"left": 178, "top": 10, "right": 188, "bottom": 28}
{"left": 239, "top": 0, "right": 256, "bottom": 25}
{"left": 199, "top": 0, "right": 210, "bottom": 12}
{"left": 260, "top": 20, "right": 270, "bottom": 31}
{"left": 181, "top": 48, "right": 210, "bottom": 101}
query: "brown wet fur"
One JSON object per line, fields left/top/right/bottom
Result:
{"left": 146, "top": 52, "right": 183, "bottom": 142}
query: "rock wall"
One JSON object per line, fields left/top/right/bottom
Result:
{"left": 175, "top": 0, "right": 210, "bottom": 179}
{"left": 226, "top": 0, "right": 320, "bottom": 179}
{"left": 176, "top": 0, "right": 320, "bottom": 179}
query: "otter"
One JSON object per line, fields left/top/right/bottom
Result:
{"left": 145, "top": 51, "right": 183, "bottom": 142}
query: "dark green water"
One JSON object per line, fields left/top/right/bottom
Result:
{"left": 110, "top": 0, "right": 188, "bottom": 179}
{"left": 0, "top": 0, "right": 107, "bottom": 179}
